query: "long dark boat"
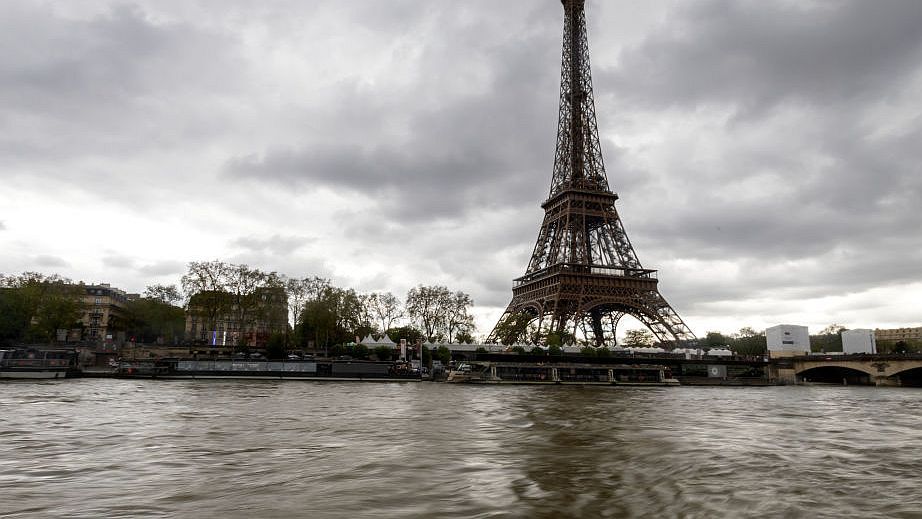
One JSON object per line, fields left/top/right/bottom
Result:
{"left": 446, "top": 360, "right": 679, "bottom": 386}
{"left": 115, "top": 358, "right": 422, "bottom": 382}
{"left": 0, "top": 348, "right": 80, "bottom": 379}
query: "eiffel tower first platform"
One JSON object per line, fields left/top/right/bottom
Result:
{"left": 488, "top": 0, "right": 696, "bottom": 347}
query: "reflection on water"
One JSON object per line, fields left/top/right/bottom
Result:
{"left": 2, "top": 380, "right": 921, "bottom": 518}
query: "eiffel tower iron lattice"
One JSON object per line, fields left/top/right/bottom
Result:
{"left": 487, "top": 0, "right": 696, "bottom": 347}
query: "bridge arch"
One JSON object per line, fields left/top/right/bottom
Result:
{"left": 890, "top": 367, "right": 922, "bottom": 387}
{"left": 797, "top": 365, "right": 875, "bottom": 385}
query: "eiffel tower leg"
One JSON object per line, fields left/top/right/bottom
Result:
{"left": 609, "top": 311, "right": 625, "bottom": 347}
{"left": 590, "top": 308, "right": 605, "bottom": 347}
{"left": 632, "top": 291, "right": 696, "bottom": 346}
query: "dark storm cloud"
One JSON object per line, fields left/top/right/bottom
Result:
{"left": 602, "top": 0, "right": 922, "bottom": 112}
{"left": 0, "top": 2, "right": 244, "bottom": 173}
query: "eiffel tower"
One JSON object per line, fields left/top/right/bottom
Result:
{"left": 488, "top": 0, "right": 695, "bottom": 347}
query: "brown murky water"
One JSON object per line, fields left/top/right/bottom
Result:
{"left": 2, "top": 380, "right": 921, "bottom": 518}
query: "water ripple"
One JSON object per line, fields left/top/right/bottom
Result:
{"left": 1, "top": 381, "right": 921, "bottom": 517}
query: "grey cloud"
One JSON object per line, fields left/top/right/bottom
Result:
{"left": 137, "top": 261, "right": 185, "bottom": 277}
{"left": 0, "top": 221, "right": 5, "bottom": 230}
{"left": 226, "top": 251, "right": 334, "bottom": 282}
{"left": 223, "top": 3, "right": 561, "bottom": 223}
{"left": 3, "top": 0, "right": 920, "bottom": 335}
{"left": 232, "top": 235, "right": 314, "bottom": 256}
{"left": 102, "top": 255, "right": 135, "bottom": 269}
{"left": 577, "top": 1, "right": 922, "bottom": 318}
{"left": 0, "top": 2, "right": 245, "bottom": 174}
{"left": 34, "top": 255, "right": 69, "bottom": 268}
{"left": 629, "top": 110, "right": 922, "bottom": 263}
{"left": 601, "top": 0, "right": 922, "bottom": 113}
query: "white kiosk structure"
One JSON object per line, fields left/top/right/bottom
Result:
{"left": 766, "top": 325, "right": 810, "bottom": 356}
{"left": 842, "top": 329, "right": 876, "bottom": 354}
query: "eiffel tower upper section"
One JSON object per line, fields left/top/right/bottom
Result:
{"left": 525, "top": 0, "right": 642, "bottom": 277}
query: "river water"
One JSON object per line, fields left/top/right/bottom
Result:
{"left": 1, "top": 380, "right": 921, "bottom": 518}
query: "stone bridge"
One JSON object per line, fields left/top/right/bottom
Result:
{"left": 780, "top": 355, "right": 922, "bottom": 386}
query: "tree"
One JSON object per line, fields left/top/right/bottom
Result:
{"left": 298, "top": 287, "right": 338, "bottom": 352}
{"left": 737, "top": 326, "right": 759, "bottom": 338}
{"left": 0, "top": 285, "right": 33, "bottom": 346}
{"left": 143, "top": 284, "right": 182, "bottom": 305}
{"left": 32, "top": 288, "right": 84, "bottom": 343}
{"left": 357, "top": 293, "right": 376, "bottom": 334}
{"left": 811, "top": 325, "right": 844, "bottom": 353}
{"left": 124, "top": 297, "right": 185, "bottom": 345}
{"left": 548, "top": 344, "right": 562, "bottom": 356}
{"left": 386, "top": 326, "right": 424, "bottom": 346}
{"left": 445, "top": 291, "right": 475, "bottom": 344}
{"left": 730, "top": 328, "right": 766, "bottom": 356}
{"left": 702, "top": 331, "right": 730, "bottom": 349}
{"left": 511, "top": 345, "right": 527, "bottom": 355}
{"left": 373, "top": 345, "right": 394, "bottom": 361}
{"left": 580, "top": 346, "right": 597, "bottom": 357}
{"left": 1, "top": 272, "right": 84, "bottom": 344}
{"left": 820, "top": 323, "right": 847, "bottom": 336}
{"left": 352, "top": 343, "right": 370, "bottom": 360}
{"left": 334, "top": 288, "right": 365, "bottom": 341}
{"left": 435, "top": 345, "right": 452, "bottom": 365}
{"left": 287, "top": 276, "right": 332, "bottom": 345}
{"left": 224, "top": 263, "right": 267, "bottom": 345}
{"left": 296, "top": 285, "right": 366, "bottom": 352}
{"left": 284, "top": 276, "right": 317, "bottom": 330}
{"left": 546, "top": 332, "right": 564, "bottom": 347}
{"left": 455, "top": 330, "right": 475, "bottom": 344}
{"left": 406, "top": 285, "right": 451, "bottom": 342}
{"left": 181, "top": 260, "right": 230, "bottom": 335}
{"left": 491, "top": 312, "right": 533, "bottom": 346}
{"left": 367, "top": 292, "right": 405, "bottom": 333}
{"left": 624, "top": 329, "right": 654, "bottom": 347}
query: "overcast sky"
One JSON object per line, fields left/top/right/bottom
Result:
{"left": 2, "top": 0, "right": 921, "bottom": 338}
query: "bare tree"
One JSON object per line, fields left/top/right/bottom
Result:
{"left": 358, "top": 293, "right": 376, "bottom": 333}
{"left": 283, "top": 277, "right": 309, "bottom": 330}
{"left": 223, "top": 264, "right": 268, "bottom": 345}
{"left": 305, "top": 276, "right": 332, "bottom": 303}
{"left": 445, "top": 291, "right": 474, "bottom": 343}
{"left": 180, "top": 260, "right": 230, "bottom": 336}
{"left": 820, "top": 323, "right": 846, "bottom": 336}
{"left": 368, "top": 292, "right": 404, "bottom": 333}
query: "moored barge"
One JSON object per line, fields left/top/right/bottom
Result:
{"left": 115, "top": 358, "right": 422, "bottom": 382}
{"left": 446, "top": 360, "right": 679, "bottom": 386}
{"left": 0, "top": 348, "right": 80, "bottom": 379}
